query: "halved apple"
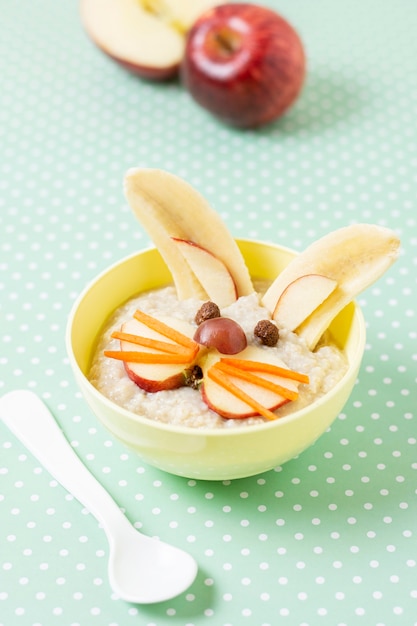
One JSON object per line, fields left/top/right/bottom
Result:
{"left": 201, "top": 346, "right": 304, "bottom": 419}
{"left": 80, "top": 0, "right": 221, "bottom": 80}
{"left": 272, "top": 274, "right": 338, "bottom": 331}
{"left": 172, "top": 238, "right": 237, "bottom": 307}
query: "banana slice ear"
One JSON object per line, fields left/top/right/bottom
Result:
{"left": 124, "top": 168, "right": 254, "bottom": 305}
{"left": 262, "top": 223, "right": 400, "bottom": 350}
{"left": 124, "top": 170, "right": 400, "bottom": 350}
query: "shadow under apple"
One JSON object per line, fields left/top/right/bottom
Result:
{"left": 263, "top": 67, "right": 371, "bottom": 137}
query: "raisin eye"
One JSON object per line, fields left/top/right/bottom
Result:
{"left": 254, "top": 320, "right": 279, "bottom": 346}
{"left": 195, "top": 301, "right": 221, "bottom": 325}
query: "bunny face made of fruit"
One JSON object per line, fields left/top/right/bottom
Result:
{"left": 102, "top": 168, "right": 399, "bottom": 422}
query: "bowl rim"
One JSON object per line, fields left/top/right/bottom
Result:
{"left": 65, "top": 240, "right": 367, "bottom": 438}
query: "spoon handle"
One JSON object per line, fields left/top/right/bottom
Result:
{"left": 0, "top": 389, "right": 125, "bottom": 532}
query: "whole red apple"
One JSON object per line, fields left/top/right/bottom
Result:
{"left": 181, "top": 3, "right": 306, "bottom": 128}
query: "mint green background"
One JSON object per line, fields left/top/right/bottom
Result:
{"left": 1, "top": 1, "right": 416, "bottom": 625}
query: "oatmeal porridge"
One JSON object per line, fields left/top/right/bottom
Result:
{"left": 88, "top": 283, "right": 348, "bottom": 429}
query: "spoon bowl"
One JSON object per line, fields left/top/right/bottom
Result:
{"left": 0, "top": 389, "right": 198, "bottom": 604}
{"left": 108, "top": 520, "right": 197, "bottom": 603}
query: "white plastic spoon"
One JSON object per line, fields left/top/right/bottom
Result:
{"left": 0, "top": 389, "right": 198, "bottom": 604}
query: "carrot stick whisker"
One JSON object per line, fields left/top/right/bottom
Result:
{"left": 104, "top": 350, "right": 196, "bottom": 364}
{"left": 207, "top": 365, "right": 279, "bottom": 421}
{"left": 111, "top": 330, "right": 194, "bottom": 356}
{"left": 214, "top": 361, "right": 299, "bottom": 402}
{"left": 133, "top": 310, "right": 197, "bottom": 350}
{"left": 220, "top": 357, "right": 309, "bottom": 385}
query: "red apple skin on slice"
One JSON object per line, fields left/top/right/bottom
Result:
{"left": 124, "top": 362, "right": 187, "bottom": 392}
{"left": 201, "top": 347, "right": 299, "bottom": 419}
{"left": 272, "top": 274, "right": 338, "bottom": 331}
{"left": 119, "top": 317, "right": 197, "bottom": 392}
{"left": 109, "top": 57, "right": 180, "bottom": 82}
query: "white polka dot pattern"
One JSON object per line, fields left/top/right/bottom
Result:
{"left": 1, "top": 0, "right": 416, "bottom": 624}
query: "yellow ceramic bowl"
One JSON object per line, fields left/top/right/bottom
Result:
{"left": 66, "top": 240, "right": 366, "bottom": 481}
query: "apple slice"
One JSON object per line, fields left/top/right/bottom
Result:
{"left": 201, "top": 346, "right": 304, "bottom": 420}
{"left": 272, "top": 274, "right": 338, "bottom": 332}
{"left": 262, "top": 224, "right": 400, "bottom": 349}
{"left": 172, "top": 238, "right": 237, "bottom": 307}
{"left": 124, "top": 168, "right": 254, "bottom": 303}
{"left": 80, "top": 0, "right": 221, "bottom": 80}
{"left": 108, "top": 315, "right": 199, "bottom": 392}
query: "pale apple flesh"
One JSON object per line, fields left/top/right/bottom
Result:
{"left": 80, "top": 0, "right": 184, "bottom": 80}
{"left": 201, "top": 346, "right": 301, "bottom": 419}
{"left": 120, "top": 317, "right": 199, "bottom": 392}
{"left": 272, "top": 274, "right": 338, "bottom": 332}
{"left": 172, "top": 238, "right": 237, "bottom": 307}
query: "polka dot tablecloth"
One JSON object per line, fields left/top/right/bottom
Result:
{"left": 1, "top": 0, "right": 416, "bottom": 624}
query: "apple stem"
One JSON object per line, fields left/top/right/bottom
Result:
{"left": 184, "top": 365, "right": 203, "bottom": 389}
{"left": 212, "top": 28, "right": 241, "bottom": 56}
